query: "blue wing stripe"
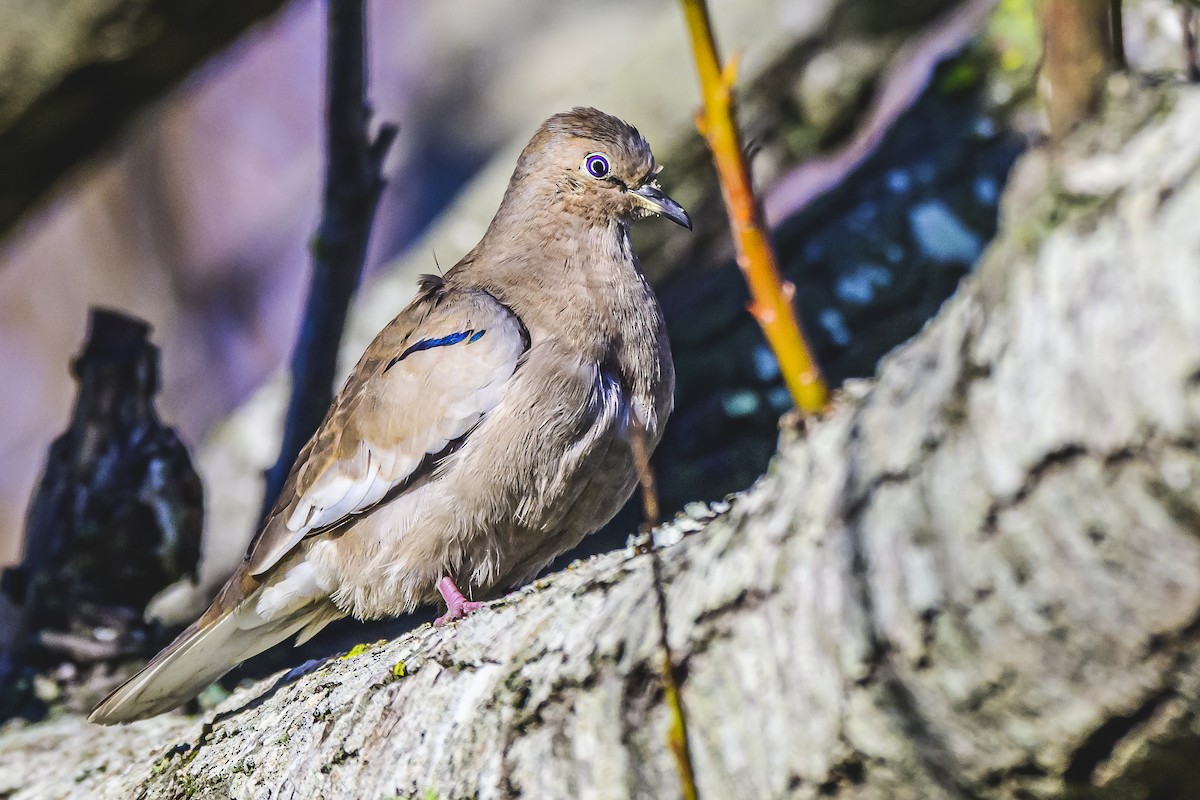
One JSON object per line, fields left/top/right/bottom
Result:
{"left": 385, "top": 329, "right": 487, "bottom": 372}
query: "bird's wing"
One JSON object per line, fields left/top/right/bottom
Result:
{"left": 247, "top": 280, "right": 528, "bottom": 577}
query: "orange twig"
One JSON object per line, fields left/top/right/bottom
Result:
{"left": 1039, "top": 0, "right": 1114, "bottom": 139}
{"left": 629, "top": 422, "right": 661, "bottom": 526}
{"left": 679, "top": 0, "right": 828, "bottom": 414}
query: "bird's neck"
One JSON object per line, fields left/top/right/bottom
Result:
{"left": 454, "top": 205, "right": 672, "bottom": 434}
{"left": 463, "top": 211, "right": 662, "bottom": 362}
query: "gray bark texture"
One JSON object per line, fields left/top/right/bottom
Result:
{"left": 3, "top": 80, "right": 1200, "bottom": 800}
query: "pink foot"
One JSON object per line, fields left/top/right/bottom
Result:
{"left": 433, "top": 576, "right": 482, "bottom": 627}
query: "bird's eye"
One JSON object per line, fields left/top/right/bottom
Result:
{"left": 583, "top": 153, "right": 611, "bottom": 179}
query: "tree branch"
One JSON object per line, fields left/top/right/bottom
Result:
{"left": 1039, "top": 0, "right": 1114, "bottom": 139}
{"left": 260, "top": 0, "right": 397, "bottom": 521}
{"left": 678, "top": 0, "right": 829, "bottom": 414}
{"left": 2, "top": 81, "right": 1199, "bottom": 800}
{"left": 763, "top": 0, "right": 997, "bottom": 226}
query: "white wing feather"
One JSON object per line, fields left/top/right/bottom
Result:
{"left": 251, "top": 293, "right": 526, "bottom": 577}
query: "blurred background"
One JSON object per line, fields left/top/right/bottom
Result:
{"left": 0, "top": 0, "right": 1194, "bottom": 686}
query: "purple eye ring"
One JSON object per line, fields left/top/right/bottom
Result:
{"left": 583, "top": 152, "right": 611, "bottom": 179}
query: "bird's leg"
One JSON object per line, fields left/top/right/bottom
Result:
{"left": 433, "top": 576, "right": 482, "bottom": 627}
{"left": 1186, "top": 7, "right": 1200, "bottom": 83}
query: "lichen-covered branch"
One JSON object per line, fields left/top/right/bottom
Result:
{"left": 3, "top": 80, "right": 1199, "bottom": 800}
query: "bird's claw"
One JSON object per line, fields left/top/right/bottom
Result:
{"left": 434, "top": 600, "right": 482, "bottom": 628}
{"left": 434, "top": 576, "right": 482, "bottom": 627}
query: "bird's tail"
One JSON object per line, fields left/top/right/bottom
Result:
{"left": 89, "top": 595, "right": 342, "bottom": 725}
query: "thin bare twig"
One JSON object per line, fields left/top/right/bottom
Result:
{"left": 649, "top": 552, "right": 696, "bottom": 800}
{"left": 1110, "top": 0, "right": 1126, "bottom": 70}
{"left": 260, "top": 0, "right": 397, "bottom": 520}
{"left": 1185, "top": 8, "right": 1199, "bottom": 83}
{"left": 678, "top": 0, "right": 828, "bottom": 415}
{"left": 1039, "top": 0, "right": 1114, "bottom": 140}
{"left": 630, "top": 422, "right": 697, "bottom": 800}
{"left": 629, "top": 423, "right": 661, "bottom": 527}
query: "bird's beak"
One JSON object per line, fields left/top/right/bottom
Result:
{"left": 629, "top": 182, "right": 692, "bottom": 230}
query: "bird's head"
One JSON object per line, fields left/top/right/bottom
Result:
{"left": 508, "top": 107, "right": 691, "bottom": 230}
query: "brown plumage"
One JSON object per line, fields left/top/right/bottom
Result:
{"left": 90, "top": 107, "right": 689, "bottom": 724}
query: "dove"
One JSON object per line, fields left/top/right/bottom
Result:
{"left": 90, "top": 107, "right": 689, "bottom": 723}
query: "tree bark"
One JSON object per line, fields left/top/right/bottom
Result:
{"left": 2, "top": 77, "right": 1199, "bottom": 800}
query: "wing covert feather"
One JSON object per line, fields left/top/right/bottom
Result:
{"left": 247, "top": 286, "right": 526, "bottom": 576}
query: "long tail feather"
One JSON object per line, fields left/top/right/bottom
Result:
{"left": 89, "top": 600, "right": 340, "bottom": 725}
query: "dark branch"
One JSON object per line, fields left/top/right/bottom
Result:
{"left": 1110, "top": 0, "right": 1126, "bottom": 71}
{"left": 259, "top": 0, "right": 397, "bottom": 522}
{"left": 0, "top": 309, "right": 202, "bottom": 709}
